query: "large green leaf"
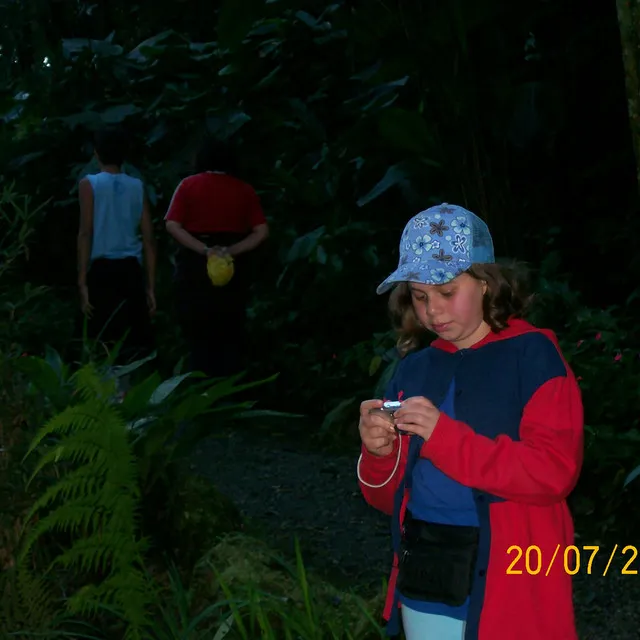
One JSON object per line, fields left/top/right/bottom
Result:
{"left": 58, "top": 104, "right": 141, "bottom": 130}
{"left": 319, "top": 397, "right": 357, "bottom": 438}
{"left": 624, "top": 464, "right": 640, "bottom": 488}
{"left": 356, "top": 164, "right": 409, "bottom": 207}
{"left": 9, "top": 151, "right": 46, "bottom": 169}
{"left": 58, "top": 111, "right": 102, "bottom": 130}
{"left": 254, "top": 65, "right": 282, "bottom": 90}
{"left": 12, "top": 356, "right": 70, "bottom": 412}
{"left": 101, "top": 104, "right": 143, "bottom": 124}
{"left": 120, "top": 372, "right": 162, "bottom": 418}
{"left": 44, "top": 345, "right": 66, "bottom": 382}
{"left": 127, "top": 31, "right": 177, "bottom": 63}
{"left": 190, "top": 40, "right": 219, "bottom": 61}
{"left": 206, "top": 111, "right": 252, "bottom": 139}
{"left": 295, "top": 11, "right": 321, "bottom": 29}
{"left": 149, "top": 373, "right": 194, "bottom": 405}
{"left": 285, "top": 227, "right": 326, "bottom": 262}
{"left": 62, "top": 37, "right": 123, "bottom": 59}
{"left": 344, "top": 77, "right": 409, "bottom": 113}
{"left": 112, "top": 351, "right": 158, "bottom": 378}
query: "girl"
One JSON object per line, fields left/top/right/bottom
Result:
{"left": 357, "top": 203, "right": 583, "bottom": 640}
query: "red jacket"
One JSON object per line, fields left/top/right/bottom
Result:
{"left": 357, "top": 319, "right": 584, "bottom": 639}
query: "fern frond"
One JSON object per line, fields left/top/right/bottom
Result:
{"left": 72, "top": 363, "right": 118, "bottom": 404}
{"left": 25, "top": 400, "right": 121, "bottom": 457}
{"left": 58, "top": 566, "right": 155, "bottom": 640}
{"left": 27, "top": 405, "right": 137, "bottom": 485}
{"left": 51, "top": 529, "right": 146, "bottom": 576}
{"left": 19, "top": 503, "right": 105, "bottom": 563}
{"left": 27, "top": 440, "right": 107, "bottom": 489}
{"left": 23, "top": 404, "right": 105, "bottom": 457}
{"left": 68, "top": 566, "right": 155, "bottom": 614}
{"left": 1, "top": 557, "right": 57, "bottom": 633}
{"left": 20, "top": 362, "right": 156, "bottom": 636}
{"left": 21, "top": 490, "right": 145, "bottom": 564}
{"left": 27, "top": 459, "right": 140, "bottom": 525}
{"left": 27, "top": 465, "right": 109, "bottom": 516}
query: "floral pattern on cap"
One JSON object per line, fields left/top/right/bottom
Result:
{"left": 376, "top": 203, "right": 495, "bottom": 295}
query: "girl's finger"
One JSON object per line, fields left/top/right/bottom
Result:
{"left": 400, "top": 396, "right": 436, "bottom": 408}
{"left": 394, "top": 423, "right": 422, "bottom": 436}
{"left": 361, "top": 399, "right": 385, "bottom": 417}
{"left": 370, "top": 434, "right": 396, "bottom": 448}
{"left": 393, "top": 411, "right": 426, "bottom": 426}
{"left": 367, "top": 416, "right": 396, "bottom": 433}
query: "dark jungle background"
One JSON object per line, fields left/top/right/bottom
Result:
{"left": 1, "top": 1, "right": 640, "bottom": 638}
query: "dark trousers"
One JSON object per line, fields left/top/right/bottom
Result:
{"left": 82, "top": 257, "right": 154, "bottom": 362}
{"left": 173, "top": 233, "right": 250, "bottom": 379}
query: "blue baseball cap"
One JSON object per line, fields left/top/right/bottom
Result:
{"left": 376, "top": 203, "right": 495, "bottom": 295}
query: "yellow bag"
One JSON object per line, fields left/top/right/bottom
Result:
{"left": 207, "top": 253, "right": 235, "bottom": 286}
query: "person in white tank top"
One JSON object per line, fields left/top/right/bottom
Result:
{"left": 76, "top": 127, "right": 157, "bottom": 361}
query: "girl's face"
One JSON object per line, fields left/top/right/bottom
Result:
{"left": 409, "top": 273, "right": 490, "bottom": 349}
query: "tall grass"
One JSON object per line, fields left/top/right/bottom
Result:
{"left": 154, "top": 537, "right": 386, "bottom": 640}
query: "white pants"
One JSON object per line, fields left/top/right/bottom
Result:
{"left": 401, "top": 605, "right": 466, "bottom": 640}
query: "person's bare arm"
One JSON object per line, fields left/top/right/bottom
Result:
{"left": 226, "top": 223, "right": 269, "bottom": 257}
{"left": 77, "top": 177, "right": 94, "bottom": 287}
{"left": 165, "top": 220, "right": 209, "bottom": 255}
{"left": 140, "top": 193, "right": 157, "bottom": 292}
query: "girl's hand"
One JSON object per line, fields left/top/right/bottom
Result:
{"left": 393, "top": 396, "right": 441, "bottom": 442}
{"left": 359, "top": 399, "right": 398, "bottom": 457}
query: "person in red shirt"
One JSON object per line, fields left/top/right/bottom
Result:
{"left": 164, "top": 139, "right": 269, "bottom": 378}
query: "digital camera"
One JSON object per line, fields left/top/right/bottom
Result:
{"left": 369, "top": 400, "right": 408, "bottom": 434}
{"left": 381, "top": 400, "right": 402, "bottom": 414}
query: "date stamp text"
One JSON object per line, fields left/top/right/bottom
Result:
{"left": 506, "top": 544, "right": 638, "bottom": 576}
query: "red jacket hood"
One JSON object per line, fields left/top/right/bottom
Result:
{"left": 430, "top": 318, "right": 559, "bottom": 354}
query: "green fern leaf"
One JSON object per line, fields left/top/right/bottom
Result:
{"left": 23, "top": 406, "right": 100, "bottom": 460}
{"left": 28, "top": 465, "right": 107, "bottom": 515}
{"left": 72, "top": 363, "right": 118, "bottom": 404}
{"left": 0, "top": 558, "right": 57, "bottom": 634}
{"left": 18, "top": 363, "right": 156, "bottom": 636}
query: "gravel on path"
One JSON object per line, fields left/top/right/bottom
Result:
{"left": 194, "top": 428, "right": 640, "bottom": 640}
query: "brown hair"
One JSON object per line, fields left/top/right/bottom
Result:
{"left": 387, "top": 261, "right": 534, "bottom": 357}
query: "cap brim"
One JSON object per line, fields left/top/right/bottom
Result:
{"left": 375, "top": 278, "right": 397, "bottom": 295}
{"left": 376, "top": 263, "right": 467, "bottom": 295}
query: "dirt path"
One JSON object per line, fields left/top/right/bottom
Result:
{"left": 195, "top": 428, "right": 639, "bottom": 639}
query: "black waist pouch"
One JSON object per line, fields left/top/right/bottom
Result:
{"left": 397, "top": 512, "right": 480, "bottom": 606}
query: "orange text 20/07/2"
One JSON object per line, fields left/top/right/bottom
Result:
{"left": 505, "top": 544, "right": 638, "bottom": 576}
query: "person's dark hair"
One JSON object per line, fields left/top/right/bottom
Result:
{"left": 93, "top": 127, "right": 129, "bottom": 167}
{"left": 388, "top": 261, "right": 534, "bottom": 357}
{"left": 195, "top": 137, "right": 238, "bottom": 175}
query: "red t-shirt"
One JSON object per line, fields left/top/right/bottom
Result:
{"left": 164, "top": 172, "right": 266, "bottom": 234}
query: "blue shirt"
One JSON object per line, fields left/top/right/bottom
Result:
{"left": 398, "top": 376, "right": 479, "bottom": 619}
{"left": 86, "top": 172, "right": 144, "bottom": 262}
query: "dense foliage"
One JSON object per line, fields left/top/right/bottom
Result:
{"left": 1, "top": 0, "right": 640, "bottom": 636}
{"left": 3, "top": 0, "right": 640, "bottom": 411}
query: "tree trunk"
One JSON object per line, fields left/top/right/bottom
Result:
{"left": 616, "top": 0, "right": 640, "bottom": 196}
